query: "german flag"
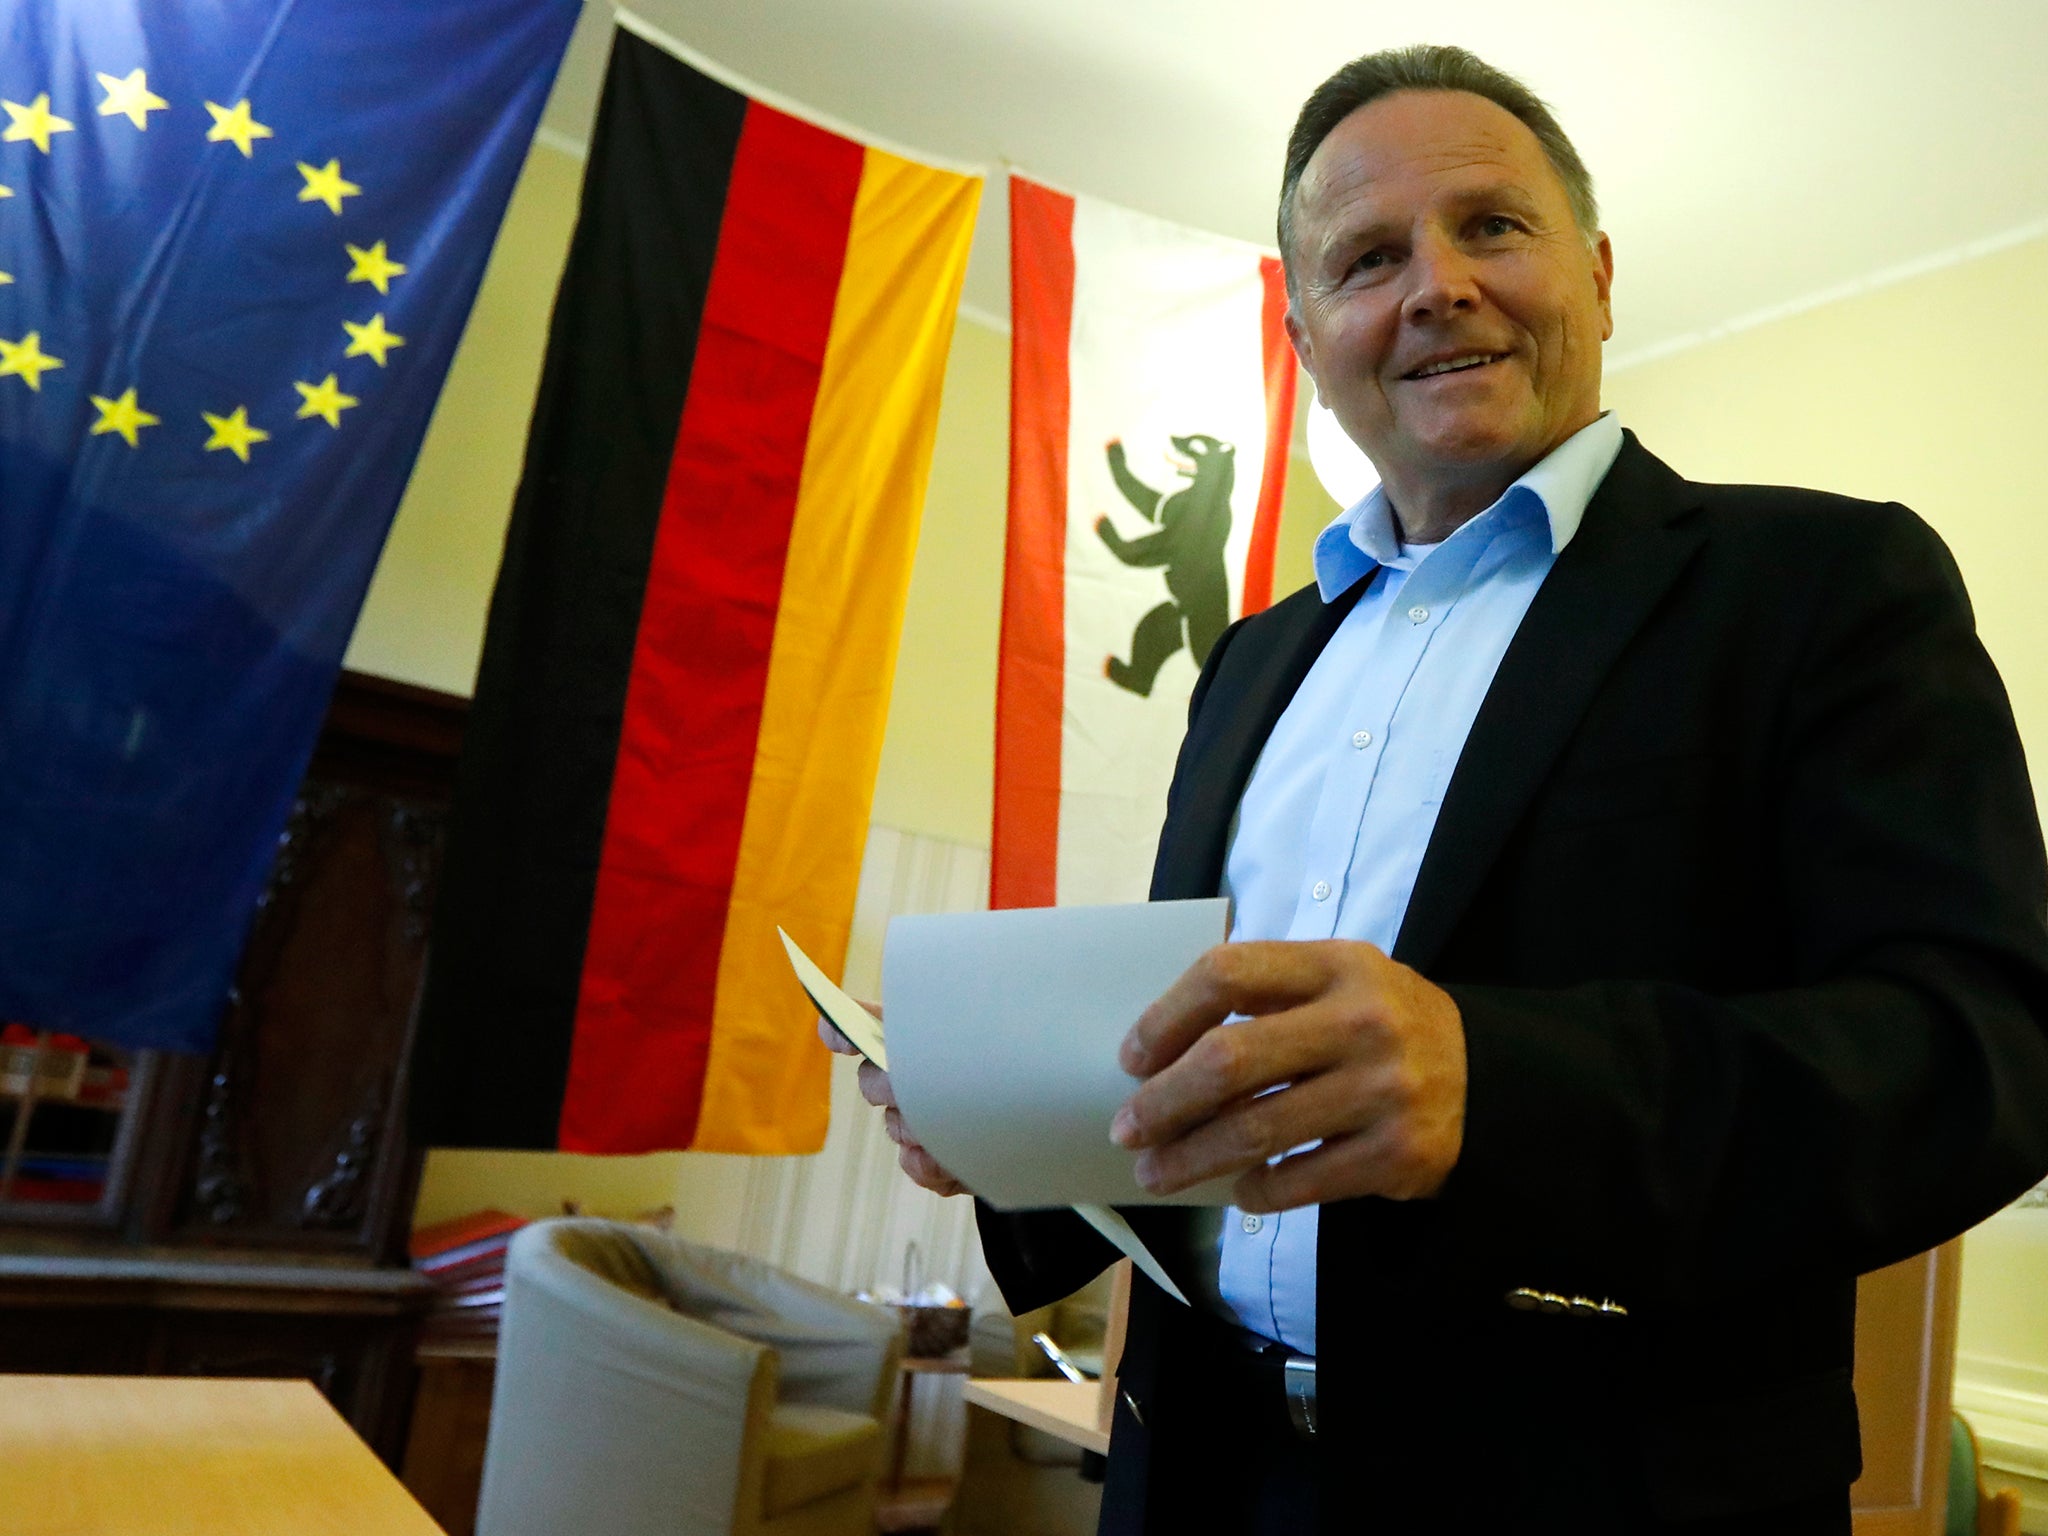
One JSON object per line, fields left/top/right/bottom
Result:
{"left": 411, "top": 19, "right": 980, "bottom": 1154}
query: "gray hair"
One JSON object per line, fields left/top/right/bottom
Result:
{"left": 1277, "top": 45, "right": 1599, "bottom": 285}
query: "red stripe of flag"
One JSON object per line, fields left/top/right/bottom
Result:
{"left": 1242, "top": 254, "right": 1297, "bottom": 615}
{"left": 990, "top": 177, "right": 1075, "bottom": 910}
{"left": 559, "top": 103, "right": 865, "bottom": 1151}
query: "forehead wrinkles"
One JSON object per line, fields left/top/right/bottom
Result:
{"left": 1302, "top": 129, "right": 1533, "bottom": 225}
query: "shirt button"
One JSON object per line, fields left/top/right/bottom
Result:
{"left": 1407, "top": 605, "right": 1430, "bottom": 624}
{"left": 1351, "top": 730, "right": 1372, "bottom": 749}
{"left": 1241, "top": 1214, "right": 1264, "bottom": 1234}
{"left": 1311, "top": 880, "right": 1331, "bottom": 902}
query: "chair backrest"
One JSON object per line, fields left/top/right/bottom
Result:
{"left": 1949, "top": 1414, "right": 1980, "bottom": 1536}
{"left": 1947, "top": 1414, "right": 2027, "bottom": 1536}
{"left": 644, "top": 1234, "right": 905, "bottom": 1419}
{"left": 475, "top": 1220, "right": 779, "bottom": 1536}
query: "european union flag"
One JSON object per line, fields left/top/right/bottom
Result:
{"left": 0, "top": 0, "right": 578, "bottom": 1051}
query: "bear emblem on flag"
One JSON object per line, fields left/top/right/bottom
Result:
{"left": 992, "top": 174, "right": 1297, "bottom": 909}
{"left": 1097, "top": 432, "right": 1236, "bottom": 697}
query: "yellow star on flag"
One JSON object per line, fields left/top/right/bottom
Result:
{"left": 0, "top": 183, "right": 12, "bottom": 199}
{"left": 2, "top": 94, "right": 75, "bottom": 154}
{"left": 298, "top": 159, "right": 361, "bottom": 216}
{"left": 0, "top": 331, "right": 63, "bottom": 390}
{"left": 202, "top": 406, "right": 269, "bottom": 463}
{"left": 342, "top": 312, "right": 405, "bottom": 367}
{"left": 293, "top": 373, "right": 359, "bottom": 429}
{"left": 89, "top": 388, "right": 161, "bottom": 448}
{"left": 96, "top": 70, "right": 168, "bottom": 131}
{"left": 204, "top": 99, "right": 271, "bottom": 158}
{"left": 0, "top": 273, "right": 11, "bottom": 287}
{"left": 344, "top": 240, "right": 405, "bottom": 295}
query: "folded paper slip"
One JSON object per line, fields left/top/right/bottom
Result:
{"left": 781, "top": 925, "right": 1189, "bottom": 1305}
{"left": 880, "top": 900, "right": 1235, "bottom": 1211}
{"left": 780, "top": 898, "right": 1247, "bottom": 1300}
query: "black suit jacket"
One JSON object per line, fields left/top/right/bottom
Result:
{"left": 977, "top": 434, "right": 2048, "bottom": 1532}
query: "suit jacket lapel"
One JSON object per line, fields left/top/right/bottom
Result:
{"left": 1393, "top": 434, "right": 1706, "bottom": 973}
{"left": 1150, "top": 577, "right": 1369, "bottom": 902}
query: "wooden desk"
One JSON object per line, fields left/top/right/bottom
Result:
{"left": 962, "top": 1259, "right": 1127, "bottom": 1463}
{"left": 0, "top": 1374, "right": 445, "bottom": 1534}
{"left": 961, "top": 1379, "right": 1110, "bottom": 1458}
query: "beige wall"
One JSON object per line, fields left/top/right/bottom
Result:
{"left": 1959, "top": 1209, "right": 2048, "bottom": 1374}
{"left": 413, "top": 1146, "right": 685, "bottom": 1228}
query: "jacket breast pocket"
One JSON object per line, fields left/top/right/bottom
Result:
{"left": 1530, "top": 749, "right": 1719, "bottom": 832}
{"left": 1639, "top": 1367, "right": 1861, "bottom": 1521}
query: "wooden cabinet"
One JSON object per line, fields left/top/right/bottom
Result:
{"left": 0, "top": 672, "right": 467, "bottom": 1466}
{"left": 1851, "top": 1241, "right": 1963, "bottom": 1535}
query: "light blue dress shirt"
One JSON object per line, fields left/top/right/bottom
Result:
{"left": 1214, "top": 412, "right": 1625, "bottom": 1355}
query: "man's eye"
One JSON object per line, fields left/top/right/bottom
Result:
{"left": 1479, "top": 215, "right": 1519, "bottom": 237}
{"left": 1352, "top": 249, "right": 1389, "bottom": 274}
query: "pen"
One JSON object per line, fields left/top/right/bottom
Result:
{"left": 1031, "top": 1331, "right": 1094, "bottom": 1383}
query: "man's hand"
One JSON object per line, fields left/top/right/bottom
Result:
{"left": 1108, "top": 940, "right": 1466, "bottom": 1211}
{"left": 816, "top": 1012, "right": 968, "bottom": 1197}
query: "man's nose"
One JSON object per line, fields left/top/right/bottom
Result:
{"left": 1402, "top": 234, "right": 1481, "bottom": 322}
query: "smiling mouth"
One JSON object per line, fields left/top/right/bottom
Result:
{"left": 1403, "top": 352, "right": 1508, "bottom": 380}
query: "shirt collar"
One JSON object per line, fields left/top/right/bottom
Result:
{"left": 1311, "top": 411, "right": 1626, "bottom": 600}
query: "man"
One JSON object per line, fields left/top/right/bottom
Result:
{"left": 830, "top": 44, "right": 2048, "bottom": 1534}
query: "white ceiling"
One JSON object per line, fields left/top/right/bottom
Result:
{"left": 539, "top": 0, "right": 2048, "bottom": 368}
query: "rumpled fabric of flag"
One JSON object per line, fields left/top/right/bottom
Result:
{"left": 0, "top": 0, "right": 580, "bottom": 1052}
{"left": 411, "top": 21, "right": 982, "bottom": 1156}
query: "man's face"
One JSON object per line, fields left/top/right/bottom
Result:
{"left": 1284, "top": 89, "right": 1614, "bottom": 514}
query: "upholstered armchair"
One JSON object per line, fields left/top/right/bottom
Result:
{"left": 475, "top": 1219, "right": 904, "bottom": 1536}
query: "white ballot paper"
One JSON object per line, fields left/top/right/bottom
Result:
{"left": 778, "top": 902, "right": 1239, "bottom": 1309}
{"left": 881, "top": 899, "right": 1236, "bottom": 1212}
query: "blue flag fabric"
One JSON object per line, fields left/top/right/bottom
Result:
{"left": 0, "top": 0, "right": 578, "bottom": 1051}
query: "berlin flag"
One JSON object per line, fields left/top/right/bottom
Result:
{"left": 411, "top": 18, "right": 981, "bottom": 1155}
{"left": 993, "top": 176, "right": 1296, "bottom": 908}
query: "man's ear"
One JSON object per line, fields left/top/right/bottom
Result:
{"left": 1284, "top": 306, "right": 1318, "bottom": 389}
{"left": 1591, "top": 233, "right": 1615, "bottom": 342}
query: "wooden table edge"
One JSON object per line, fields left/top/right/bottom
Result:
{"left": 962, "top": 1377, "right": 1111, "bottom": 1457}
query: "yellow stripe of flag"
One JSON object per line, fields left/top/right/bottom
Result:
{"left": 692, "top": 148, "right": 982, "bottom": 1151}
